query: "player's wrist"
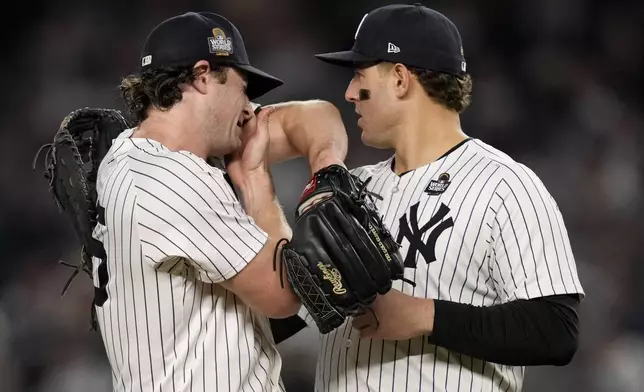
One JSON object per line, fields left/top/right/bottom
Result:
{"left": 237, "top": 168, "right": 273, "bottom": 194}
{"left": 413, "top": 297, "right": 436, "bottom": 337}
{"left": 238, "top": 172, "right": 292, "bottom": 239}
{"left": 309, "top": 149, "right": 346, "bottom": 175}
{"left": 237, "top": 170, "right": 276, "bottom": 212}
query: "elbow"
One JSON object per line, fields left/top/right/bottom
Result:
{"left": 536, "top": 295, "right": 581, "bottom": 366}
{"left": 301, "top": 100, "right": 343, "bottom": 127}
{"left": 281, "top": 99, "right": 341, "bottom": 126}
{"left": 300, "top": 99, "right": 339, "bottom": 115}
{"left": 313, "top": 101, "right": 344, "bottom": 132}
{"left": 550, "top": 333, "right": 579, "bottom": 366}
{"left": 541, "top": 318, "right": 579, "bottom": 366}
{"left": 301, "top": 100, "right": 345, "bottom": 133}
{"left": 315, "top": 100, "right": 342, "bottom": 116}
{"left": 550, "top": 307, "right": 581, "bottom": 366}
{"left": 307, "top": 101, "right": 348, "bottom": 164}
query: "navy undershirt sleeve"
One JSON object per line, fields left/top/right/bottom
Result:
{"left": 428, "top": 294, "right": 581, "bottom": 366}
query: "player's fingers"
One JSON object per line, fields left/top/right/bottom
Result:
{"left": 351, "top": 315, "right": 369, "bottom": 330}
{"left": 256, "top": 106, "right": 275, "bottom": 131}
{"left": 351, "top": 313, "right": 376, "bottom": 331}
{"left": 357, "top": 324, "right": 378, "bottom": 338}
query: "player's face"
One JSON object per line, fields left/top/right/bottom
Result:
{"left": 344, "top": 64, "right": 400, "bottom": 149}
{"left": 205, "top": 68, "right": 252, "bottom": 156}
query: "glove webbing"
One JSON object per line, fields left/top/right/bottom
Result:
{"left": 58, "top": 206, "right": 109, "bottom": 331}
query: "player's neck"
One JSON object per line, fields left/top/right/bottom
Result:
{"left": 392, "top": 105, "right": 468, "bottom": 175}
{"left": 134, "top": 109, "right": 209, "bottom": 159}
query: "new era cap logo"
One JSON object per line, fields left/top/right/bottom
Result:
{"left": 387, "top": 43, "right": 400, "bottom": 53}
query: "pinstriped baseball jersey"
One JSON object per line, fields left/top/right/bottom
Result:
{"left": 92, "top": 128, "right": 285, "bottom": 392}
{"left": 311, "top": 138, "right": 584, "bottom": 392}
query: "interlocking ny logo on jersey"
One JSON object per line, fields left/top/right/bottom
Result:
{"left": 397, "top": 202, "right": 454, "bottom": 268}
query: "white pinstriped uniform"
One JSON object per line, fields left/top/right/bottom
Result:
{"left": 92, "top": 128, "right": 285, "bottom": 392}
{"left": 306, "top": 138, "right": 584, "bottom": 392}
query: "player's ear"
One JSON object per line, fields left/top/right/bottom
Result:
{"left": 392, "top": 63, "right": 411, "bottom": 98}
{"left": 192, "top": 60, "right": 211, "bottom": 95}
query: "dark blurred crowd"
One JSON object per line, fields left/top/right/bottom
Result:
{"left": 1, "top": 1, "right": 642, "bottom": 391}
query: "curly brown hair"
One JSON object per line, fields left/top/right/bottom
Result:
{"left": 379, "top": 63, "right": 472, "bottom": 113}
{"left": 119, "top": 65, "right": 228, "bottom": 123}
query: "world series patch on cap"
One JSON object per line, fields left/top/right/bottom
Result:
{"left": 138, "top": 11, "right": 283, "bottom": 100}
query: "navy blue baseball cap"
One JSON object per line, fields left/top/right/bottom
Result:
{"left": 139, "top": 11, "right": 283, "bottom": 100}
{"left": 315, "top": 4, "right": 467, "bottom": 76}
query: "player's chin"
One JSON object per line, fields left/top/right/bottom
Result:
{"left": 360, "top": 130, "right": 388, "bottom": 149}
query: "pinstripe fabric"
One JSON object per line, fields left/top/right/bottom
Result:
{"left": 93, "top": 129, "right": 285, "bottom": 392}
{"left": 309, "top": 139, "right": 584, "bottom": 392}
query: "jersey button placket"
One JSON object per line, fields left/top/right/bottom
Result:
{"left": 391, "top": 176, "right": 402, "bottom": 193}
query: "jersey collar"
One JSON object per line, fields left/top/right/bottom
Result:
{"left": 390, "top": 137, "right": 473, "bottom": 176}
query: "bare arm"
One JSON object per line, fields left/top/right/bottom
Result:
{"left": 218, "top": 108, "right": 301, "bottom": 319}
{"left": 219, "top": 169, "right": 300, "bottom": 319}
{"left": 264, "top": 100, "right": 349, "bottom": 173}
{"left": 219, "top": 102, "right": 347, "bottom": 318}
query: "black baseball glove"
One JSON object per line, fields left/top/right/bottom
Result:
{"left": 278, "top": 164, "right": 413, "bottom": 334}
{"left": 33, "top": 107, "right": 131, "bottom": 329}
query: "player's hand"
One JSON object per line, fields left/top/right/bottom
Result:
{"left": 351, "top": 289, "right": 435, "bottom": 341}
{"left": 226, "top": 107, "right": 273, "bottom": 182}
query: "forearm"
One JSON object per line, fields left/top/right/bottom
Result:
{"left": 268, "top": 100, "right": 348, "bottom": 173}
{"left": 238, "top": 170, "right": 291, "bottom": 240}
{"left": 234, "top": 170, "right": 299, "bottom": 315}
{"left": 427, "top": 294, "right": 580, "bottom": 366}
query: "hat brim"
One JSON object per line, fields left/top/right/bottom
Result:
{"left": 314, "top": 50, "right": 380, "bottom": 68}
{"left": 235, "top": 64, "right": 284, "bottom": 100}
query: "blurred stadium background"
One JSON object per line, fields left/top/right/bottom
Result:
{"left": 1, "top": 0, "right": 643, "bottom": 391}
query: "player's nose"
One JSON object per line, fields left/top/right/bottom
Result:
{"left": 345, "top": 80, "right": 359, "bottom": 103}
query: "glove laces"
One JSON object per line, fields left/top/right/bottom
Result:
{"left": 356, "top": 176, "right": 417, "bottom": 288}
{"left": 354, "top": 176, "right": 383, "bottom": 203}
{"left": 273, "top": 237, "right": 290, "bottom": 289}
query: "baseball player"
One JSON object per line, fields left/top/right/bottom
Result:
{"left": 92, "top": 12, "right": 347, "bottom": 392}
{"left": 276, "top": 4, "right": 585, "bottom": 392}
